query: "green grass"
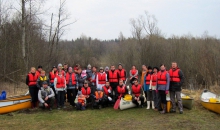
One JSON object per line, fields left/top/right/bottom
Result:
{"left": 1, "top": 105, "right": 220, "bottom": 130}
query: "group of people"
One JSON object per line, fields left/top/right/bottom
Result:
{"left": 26, "top": 62, "right": 184, "bottom": 114}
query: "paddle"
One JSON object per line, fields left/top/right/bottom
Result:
{"left": 113, "top": 96, "right": 121, "bottom": 110}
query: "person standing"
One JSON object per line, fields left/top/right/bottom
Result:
{"left": 63, "top": 63, "right": 68, "bottom": 73}
{"left": 140, "top": 65, "right": 148, "bottom": 87}
{"left": 90, "top": 66, "right": 97, "bottom": 94}
{"left": 86, "top": 64, "right": 93, "bottom": 81}
{"left": 49, "top": 66, "right": 58, "bottom": 96}
{"left": 38, "top": 81, "right": 55, "bottom": 111}
{"left": 156, "top": 64, "right": 170, "bottom": 114}
{"left": 129, "top": 65, "right": 138, "bottom": 85}
{"left": 144, "top": 66, "right": 153, "bottom": 109}
{"left": 57, "top": 63, "right": 65, "bottom": 76}
{"left": 66, "top": 67, "right": 78, "bottom": 107}
{"left": 169, "top": 62, "right": 184, "bottom": 114}
{"left": 36, "top": 65, "right": 43, "bottom": 76}
{"left": 36, "top": 70, "right": 50, "bottom": 89}
{"left": 54, "top": 70, "right": 67, "bottom": 109}
{"left": 131, "top": 79, "right": 144, "bottom": 108}
{"left": 77, "top": 68, "right": 87, "bottom": 90}
{"left": 105, "top": 66, "right": 109, "bottom": 75}
{"left": 26, "top": 67, "right": 40, "bottom": 108}
{"left": 108, "top": 65, "right": 119, "bottom": 100}
{"left": 96, "top": 67, "right": 107, "bottom": 90}
{"left": 117, "top": 63, "right": 126, "bottom": 83}
{"left": 148, "top": 67, "right": 159, "bottom": 110}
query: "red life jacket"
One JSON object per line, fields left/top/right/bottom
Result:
{"left": 66, "top": 72, "right": 77, "bottom": 85}
{"left": 36, "top": 71, "right": 40, "bottom": 76}
{"left": 28, "top": 73, "right": 39, "bottom": 86}
{"left": 103, "top": 86, "right": 112, "bottom": 96}
{"left": 117, "top": 85, "right": 126, "bottom": 98}
{"left": 151, "top": 73, "right": 157, "bottom": 86}
{"left": 169, "top": 68, "right": 180, "bottom": 82}
{"left": 130, "top": 69, "right": 138, "bottom": 78}
{"left": 145, "top": 73, "right": 151, "bottom": 85}
{"left": 81, "top": 87, "right": 91, "bottom": 96}
{"left": 157, "top": 71, "right": 167, "bottom": 85}
{"left": 95, "top": 91, "right": 104, "bottom": 100}
{"left": 56, "top": 75, "right": 65, "bottom": 88}
{"left": 118, "top": 69, "right": 126, "bottom": 81}
{"left": 97, "top": 73, "right": 106, "bottom": 84}
{"left": 49, "top": 71, "right": 57, "bottom": 83}
{"left": 132, "top": 84, "right": 142, "bottom": 97}
{"left": 109, "top": 70, "right": 118, "bottom": 83}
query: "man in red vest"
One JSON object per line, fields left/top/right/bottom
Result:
{"left": 26, "top": 67, "right": 39, "bottom": 108}
{"left": 131, "top": 79, "right": 144, "bottom": 108}
{"left": 108, "top": 65, "right": 120, "bottom": 100}
{"left": 93, "top": 88, "right": 106, "bottom": 109}
{"left": 169, "top": 62, "right": 184, "bottom": 114}
{"left": 117, "top": 63, "right": 126, "bottom": 83}
{"left": 102, "top": 81, "right": 114, "bottom": 106}
{"left": 115, "top": 80, "right": 128, "bottom": 99}
{"left": 81, "top": 80, "right": 93, "bottom": 107}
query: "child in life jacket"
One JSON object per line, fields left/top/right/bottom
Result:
{"left": 76, "top": 91, "right": 86, "bottom": 110}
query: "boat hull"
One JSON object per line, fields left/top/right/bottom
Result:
{"left": 201, "top": 101, "right": 220, "bottom": 114}
{"left": 182, "top": 98, "right": 194, "bottom": 110}
{"left": 119, "top": 98, "right": 136, "bottom": 110}
{"left": 0, "top": 95, "right": 31, "bottom": 114}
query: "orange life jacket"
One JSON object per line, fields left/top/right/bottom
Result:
{"left": 78, "top": 95, "right": 86, "bottom": 106}
{"left": 49, "top": 71, "right": 57, "bottom": 83}
{"left": 151, "top": 73, "right": 157, "bottom": 86}
{"left": 95, "top": 91, "right": 104, "bottom": 100}
{"left": 97, "top": 73, "right": 106, "bottom": 84}
{"left": 103, "top": 86, "right": 112, "bottom": 96}
{"left": 109, "top": 70, "right": 118, "bottom": 83}
{"left": 65, "top": 72, "right": 77, "bottom": 85}
{"left": 157, "top": 71, "right": 167, "bottom": 85}
{"left": 145, "top": 73, "right": 151, "bottom": 85}
{"left": 169, "top": 68, "right": 180, "bottom": 82}
{"left": 130, "top": 69, "right": 138, "bottom": 78}
{"left": 132, "top": 84, "right": 142, "bottom": 97}
{"left": 56, "top": 75, "right": 65, "bottom": 88}
{"left": 81, "top": 87, "right": 91, "bottom": 96}
{"left": 117, "top": 85, "right": 126, "bottom": 98}
{"left": 28, "top": 73, "right": 39, "bottom": 86}
{"left": 118, "top": 69, "right": 126, "bottom": 81}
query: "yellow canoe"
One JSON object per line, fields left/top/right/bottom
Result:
{"left": 201, "top": 90, "right": 220, "bottom": 114}
{"left": 0, "top": 94, "right": 31, "bottom": 114}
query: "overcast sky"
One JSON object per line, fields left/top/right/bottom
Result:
{"left": 44, "top": 0, "right": 220, "bottom": 40}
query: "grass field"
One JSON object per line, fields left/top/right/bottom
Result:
{"left": 1, "top": 102, "right": 220, "bottom": 130}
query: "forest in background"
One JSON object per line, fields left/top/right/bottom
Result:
{"left": 0, "top": 0, "right": 220, "bottom": 92}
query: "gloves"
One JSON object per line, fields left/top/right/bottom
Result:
{"left": 156, "top": 89, "right": 158, "bottom": 93}
{"left": 108, "top": 89, "right": 111, "bottom": 93}
{"left": 108, "top": 96, "right": 112, "bottom": 101}
{"left": 165, "top": 90, "right": 169, "bottom": 94}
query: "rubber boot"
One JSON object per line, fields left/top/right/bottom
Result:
{"left": 160, "top": 104, "right": 167, "bottom": 114}
{"left": 152, "top": 101, "right": 155, "bottom": 109}
{"left": 146, "top": 101, "right": 150, "bottom": 109}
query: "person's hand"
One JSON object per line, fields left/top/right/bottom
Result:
{"left": 44, "top": 103, "right": 48, "bottom": 107}
{"left": 134, "top": 97, "right": 137, "bottom": 100}
{"left": 137, "top": 97, "right": 140, "bottom": 101}
{"left": 165, "top": 90, "right": 169, "bottom": 95}
{"left": 108, "top": 89, "right": 111, "bottom": 93}
{"left": 156, "top": 89, "right": 158, "bottom": 93}
{"left": 45, "top": 96, "right": 49, "bottom": 101}
{"left": 108, "top": 96, "right": 112, "bottom": 101}
{"left": 87, "top": 95, "right": 89, "bottom": 98}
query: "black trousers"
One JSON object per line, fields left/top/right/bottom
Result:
{"left": 159, "top": 90, "right": 167, "bottom": 104}
{"left": 132, "top": 95, "right": 144, "bottom": 106}
{"left": 39, "top": 97, "right": 55, "bottom": 108}
{"left": 57, "top": 91, "right": 65, "bottom": 107}
{"left": 67, "top": 89, "right": 77, "bottom": 106}
{"left": 93, "top": 98, "right": 106, "bottom": 108}
{"left": 50, "top": 85, "right": 57, "bottom": 100}
{"left": 29, "top": 86, "right": 38, "bottom": 103}
{"left": 110, "top": 82, "right": 118, "bottom": 100}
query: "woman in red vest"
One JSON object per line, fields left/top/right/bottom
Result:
{"left": 144, "top": 66, "right": 153, "bottom": 109}
{"left": 131, "top": 79, "right": 144, "bottom": 108}
{"left": 96, "top": 67, "right": 107, "bottom": 90}
{"left": 49, "top": 66, "right": 57, "bottom": 98}
{"left": 81, "top": 80, "right": 93, "bottom": 107}
{"left": 129, "top": 65, "right": 138, "bottom": 85}
{"left": 54, "top": 70, "right": 67, "bottom": 109}
{"left": 26, "top": 67, "right": 39, "bottom": 108}
{"left": 102, "top": 81, "right": 114, "bottom": 106}
{"left": 116, "top": 80, "right": 128, "bottom": 99}
{"left": 156, "top": 64, "right": 170, "bottom": 114}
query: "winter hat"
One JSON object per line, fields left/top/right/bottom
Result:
{"left": 58, "top": 63, "right": 62, "bottom": 67}
{"left": 87, "top": 64, "right": 91, "bottom": 69}
{"left": 105, "top": 66, "right": 109, "bottom": 71}
{"left": 100, "top": 67, "right": 104, "bottom": 70}
{"left": 81, "top": 70, "right": 87, "bottom": 77}
{"left": 38, "top": 65, "right": 43, "bottom": 69}
{"left": 68, "top": 67, "right": 73, "bottom": 71}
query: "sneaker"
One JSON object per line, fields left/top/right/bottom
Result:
{"left": 57, "top": 107, "right": 61, "bottom": 110}
{"left": 179, "top": 111, "right": 183, "bottom": 114}
{"left": 170, "top": 109, "right": 176, "bottom": 113}
{"left": 62, "top": 106, "right": 66, "bottom": 109}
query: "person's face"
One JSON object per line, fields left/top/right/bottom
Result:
{"left": 100, "top": 69, "right": 104, "bottom": 73}
{"left": 142, "top": 65, "right": 146, "bottom": 70}
{"left": 134, "top": 80, "right": 138, "bottom": 85}
{"left": 43, "top": 84, "right": 47, "bottom": 88}
{"left": 118, "top": 65, "right": 122, "bottom": 69}
{"left": 160, "top": 65, "right": 165, "bottom": 71}
{"left": 84, "top": 83, "right": 88, "bottom": 87}
{"left": 68, "top": 68, "right": 73, "bottom": 73}
{"left": 30, "top": 68, "right": 36, "bottom": 73}
{"left": 92, "top": 67, "right": 97, "bottom": 72}
{"left": 78, "top": 69, "right": 82, "bottom": 74}
{"left": 64, "top": 65, "right": 68, "bottom": 69}
{"left": 53, "top": 68, "right": 57, "bottom": 71}
{"left": 172, "top": 63, "right": 177, "bottom": 69}
{"left": 58, "top": 66, "right": 62, "bottom": 70}
{"left": 106, "top": 82, "right": 110, "bottom": 87}
{"left": 148, "top": 69, "right": 152, "bottom": 73}
{"left": 111, "top": 66, "right": 115, "bottom": 70}
{"left": 132, "top": 66, "right": 135, "bottom": 69}
{"left": 119, "top": 81, "right": 123, "bottom": 85}
{"left": 38, "top": 68, "right": 42, "bottom": 72}
{"left": 153, "top": 68, "right": 158, "bottom": 73}
{"left": 40, "top": 72, "right": 45, "bottom": 77}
